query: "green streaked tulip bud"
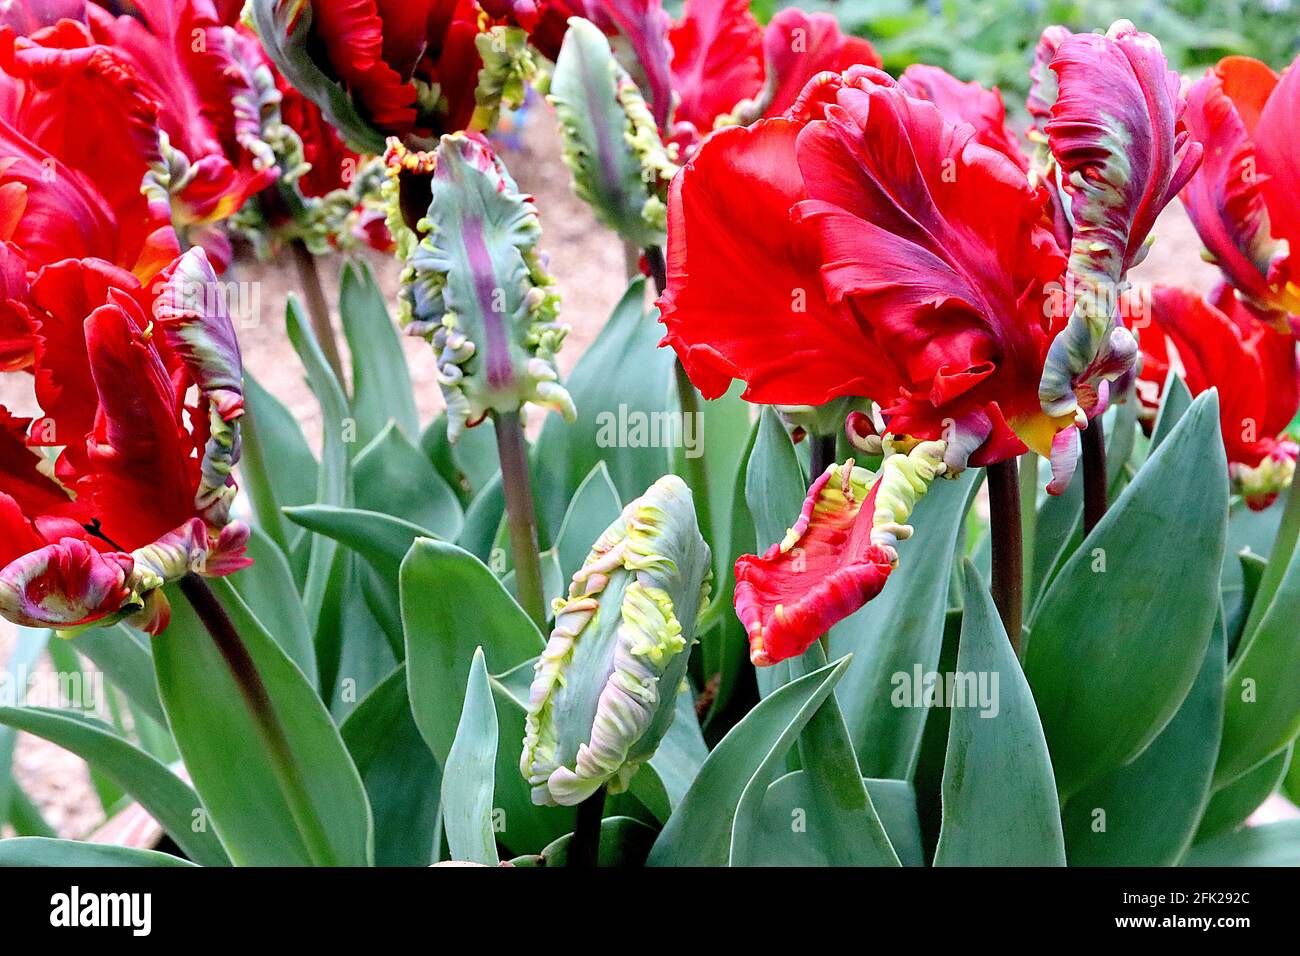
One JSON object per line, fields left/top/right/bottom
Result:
{"left": 472, "top": 26, "right": 544, "bottom": 133}
{"left": 521, "top": 475, "right": 712, "bottom": 806}
{"left": 396, "top": 132, "right": 575, "bottom": 441}
{"left": 549, "top": 17, "right": 677, "bottom": 249}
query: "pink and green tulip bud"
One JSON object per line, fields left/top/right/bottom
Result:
{"left": 549, "top": 17, "right": 677, "bottom": 248}
{"left": 521, "top": 475, "right": 712, "bottom": 806}
{"left": 393, "top": 132, "right": 574, "bottom": 441}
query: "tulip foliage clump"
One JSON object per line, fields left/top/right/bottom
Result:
{"left": 2, "top": 0, "right": 1300, "bottom": 869}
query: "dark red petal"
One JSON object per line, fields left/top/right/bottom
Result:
{"left": 898, "top": 64, "right": 1028, "bottom": 171}
{"left": 735, "top": 466, "right": 892, "bottom": 666}
{"left": 667, "top": 0, "right": 763, "bottom": 133}
{"left": 658, "top": 118, "right": 893, "bottom": 405}
{"left": 791, "top": 74, "right": 1063, "bottom": 452}
{"left": 80, "top": 298, "right": 196, "bottom": 549}
{"left": 762, "top": 9, "right": 880, "bottom": 118}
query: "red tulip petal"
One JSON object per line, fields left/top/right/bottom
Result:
{"left": 735, "top": 464, "right": 893, "bottom": 666}
{"left": 762, "top": 9, "right": 879, "bottom": 118}
{"left": 1180, "top": 58, "right": 1288, "bottom": 316}
{"left": 790, "top": 70, "right": 1063, "bottom": 455}
{"left": 0, "top": 536, "right": 134, "bottom": 629}
{"left": 668, "top": 0, "right": 763, "bottom": 133}
{"left": 658, "top": 118, "right": 894, "bottom": 405}
{"left": 80, "top": 297, "right": 196, "bottom": 549}
{"left": 1141, "top": 285, "right": 1299, "bottom": 469}
{"left": 1253, "top": 55, "right": 1300, "bottom": 310}
{"left": 898, "top": 64, "right": 1027, "bottom": 171}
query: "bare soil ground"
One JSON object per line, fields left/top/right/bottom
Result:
{"left": 0, "top": 103, "right": 1239, "bottom": 839}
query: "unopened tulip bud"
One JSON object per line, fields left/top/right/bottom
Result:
{"left": 394, "top": 133, "right": 575, "bottom": 441}
{"left": 549, "top": 18, "right": 677, "bottom": 248}
{"left": 521, "top": 475, "right": 712, "bottom": 806}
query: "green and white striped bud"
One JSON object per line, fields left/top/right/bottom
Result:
{"left": 521, "top": 475, "right": 712, "bottom": 806}
{"left": 549, "top": 17, "right": 677, "bottom": 249}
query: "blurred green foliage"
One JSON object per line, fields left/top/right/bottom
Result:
{"left": 744, "top": 0, "right": 1300, "bottom": 110}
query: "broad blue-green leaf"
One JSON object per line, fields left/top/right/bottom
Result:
{"left": 6, "top": 787, "right": 55, "bottom": 837}
{"left": 228, "top": 526, "right": 315, "bottom": 678}
{"left": 156, "top": 578, "right": 372, "bottom": 866}
{"left": 1, "top": 629, "right": 50, "bottom": 823}
{"left": 1183, "top": 820, "right": 1300, "bottom": 866}
{"left": 533, "top": 279, "right": 674, "bottom": 531}
{"left": 934, "top": 562, "right": 1065, "bottom": 866}
{"left": 747, "top": 774, "right": 923, "bottom": 866}
{"left": 646, "top": 658, "right": 850, "bottom": 867}
{"left": 340, "top": 665, "right": 440, "bottom": 867}
{"left": 401, "top": 539, "right": 543, "bottom": 763}
{"left": 422, "top": 414, "right": 500, "bottom": 505}
{"left": 486, "top": 658, "right": 577, "bottom": 854}
{"left": 1150, "top": 371, "right": 1192, "bottom": 452}
{"left": 746, "top": 406, "right": 806, "bottom": 549}
{"left": 627, "top": 687, "right": 709, "bottom": 823}
{"left": 240, "top": 370, "right": 317, "bottom": 554}
{"left": 700, "top": 417, "right": 759, "bottom": 728}
{"left": 553, "top": 461, "right": 622, "bottom": 581}
{"left": 1217, "top": 528, "right": 1300, "bottom": 785}
{"left": 355, "top": 422, "right": 464, "bottom": 541}
{"left": 66, "top": 625, "right": 164, "bottom": 729}
{"left": 458, "top": 471, "right": 506, "bottom": 562}
{"left": 286, "top": 296, "right": 353, "bottom": 645}
{"left": 1025, "top": 392, "right": 1227, "bottom": 800}
{"left": 0, "top": 838, "right": 195, "bottom": 867}
{"left": 734, "top": 642, "right": 897, "bottom": 866}
{"left": 1062, "top": 612, "right": 1226, "bottom": 865}
{"left": 745, "top": 407, "right": 807, "bottom": 699}
{"left": 1197, "top": 745, "right": 1292, "bottom": 844}
{"left": 340, "top": 260, "right": 418, "bottom": 447}
{"left": 833, "top": 469, "right": 979, "bottom": 776}
{"left": 0, "top": 707, "right": 230, "bottom": 867}
{"left": 285, "top": 506, "right": 435, "bottom": 581}
{"left": 441, "top": 648, "right": 499, "bottom": 865}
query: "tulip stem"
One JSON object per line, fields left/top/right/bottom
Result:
{"left": 178, "top": 573, "right": 338, "bottom": 866}
{"left": 290, "top": 239, "right": 346, "bottom": 385}
{"left": 567, "top": 785, "right": 607, "bottom": 868}
{"left": 987, "top": 460, "right": 1024, "bottom": 655}
{"left": 809, "top": 434, "right": 837, "bottom": 484}
{"left": 1242, "top": 473, "right": 1300, "bottom": 644}
{"left": 646, "top": 245, "right": 715, "bottom": 547}
{"left": 1081, "top": 417, "right": 1108, "bottom": 534}
{"left": 493, "top": 410, "right": 549, "bottom": 631}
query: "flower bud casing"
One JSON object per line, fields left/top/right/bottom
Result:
{"left": 521, "top": 474, "right": 712, "bottom": 806}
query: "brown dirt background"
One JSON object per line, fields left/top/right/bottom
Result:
{"left": 0, "top": 101, "right": 1249, "bottom": 841}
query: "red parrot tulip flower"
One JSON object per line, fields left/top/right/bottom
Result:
{"left": 0, "top": 247, "right": 251, "bottom": 634}
{"left": 249, "top": 0, "right": 490, "bottom": 152}
{"left": 662, "top": 66, "right": 1068, "bottom": 474}
{"left": 660, "top": 66, "right": 1072, "bottom": 663}
{"left": 1137, "top": 285, "right": 1299, "bottom": 510}
{"left": 0, "top": 0, "right": 279, "bottom": 268}
{"left": 736, "top": 442, "right": 947, "bottom": 665}
{"left": 1179, "top": 54, "right": 1300, "bottom": 328}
